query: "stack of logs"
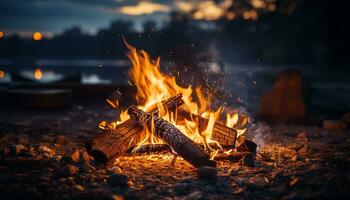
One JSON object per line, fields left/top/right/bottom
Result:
{"left": 87, "top": 94, "right": 251, "bottom": 168}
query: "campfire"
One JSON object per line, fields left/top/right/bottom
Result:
{"left": 87, "top": 41, "right": 252, "bottom": 168}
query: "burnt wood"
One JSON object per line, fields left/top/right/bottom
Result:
{"left": 128, "top": 105, "right": 216, "bottom": 168}
{"left": 87, "top": 94, "right": 184, "bottom": 165}
{"left": 176, "top": 109, "right": 238, "bottom": 147}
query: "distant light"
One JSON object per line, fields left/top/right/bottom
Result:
{"left": 0, "top": 31, "right": 4, "bottom": 39}
{"left": 34, "top": 68, "right": 42, "bottom": 80}
{"left": 226, "top": 12, "right": 236, "bottom": 20}
{"left": 0, "top": 70, "right": 5, "bottom": 78}
{"left": 268, "top": 4, "right": 276, "bottom": 12}
{"left": 33, "top": 32, "right": 43, "bottom": 41}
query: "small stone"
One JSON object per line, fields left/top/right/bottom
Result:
{"left": 81, "top": 151, "right": 91, "bottom": 163}
{"left": 62, "top": 150, "right": 80, "bottom": 163}
{"left": 309, "top": 163, "right": 321, "bottom": 171}
{"left": 80, "top": 162, "right": 96, "bottom": 172}
{"left": 39, "top": 145, "right": 54, "bottom": 154}
{"left": 56, "top": 165, "right": 79, "bottom": 177}
{"left": 298, "top": 144, "right": 308, "bottom": 158}
{"left": 111, "top": 195, "right": 124, "bottom": 200}
{"left": 15, "top": 144, "right": 27, "bottom": 155}
{"left": 289, "top": 177, "right": 299, "bottom": 187}
{"left": 296, "top": 132, "right": 308, "bottom": 141}
{"left": 291, "top": 154, "right": 302, "bottom": 161}
{"left": 228, "top": 168, "right": 239, "bottom": 176}
{"left": 323, "top": 120, "right": 347, "bottom": 132}
{"left": 55, "top": 135, "right": 69, "bottom": 145}
{"left": 240, "top": 154, "right": 255, "bottom": 167}
{"left": 197, "top": 166, "right": 217, "bottom": 179}
{"left": 108, "top": 174, "right": 128, "bottom": 187}
{"left": 109, "top": 166, "right": 123, "bottom": 174}
{"left": 74, "top": 184, "right": 84, "bottom": 192}
{"left": 173, "top": 182, "right": 190, "bottom": 195}
{"left": 187, "top": 191, "right": 202, "bottom": 199}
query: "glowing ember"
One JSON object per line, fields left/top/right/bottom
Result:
{"left": 100, "top": 40, "right": 246, "bottom": 155}
{"left": 34, "top": 68, "right": 43, "bottom": 80}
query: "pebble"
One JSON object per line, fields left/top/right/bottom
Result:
{"left": 14, "top": 144, "right": 27, "bottom": 155}
{"left": 197, "top": 166, "right": 217, "bottom": 179}
{"left": 39, "top": 145, "right": 54, "bottom": 154}
{"left": 228, "top": 168, "right": 239, "bottom": 176}
{"left": 309, "top": 163, "right": 321, "bottom": 171}
{"left": 74, "top": 184, "right": 84, "bottom": 192}
{"left": 291, "top": 154, "right": 302, "bottom": 161}
{"left": 109, "top": 166, "right": 123, "bottom": 174}
{"left": 55, "top": 135, "right": 70, "bottom": 145}
{"left": 296, "top": 132, "right": 308, "bottom": 141}
{"left": 81, "top": 151, "right": 91, "bottom": 163}
{"left": 62, "top": 150, "right": 80, "bottom": 163}
{"left": 56, "top": 165, "right": 79, "bottom": 177}
{"left": 298, "top": 144, "right": 308, "bottom": 158}
{"left": 108, "top": 174, "right": 128, "bottom": 187}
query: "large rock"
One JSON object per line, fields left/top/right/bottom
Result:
{"left": 260, "top": 69, "right": 310, "bottom": 119}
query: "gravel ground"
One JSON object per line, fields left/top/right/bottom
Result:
{"left": 0, "top": 103, "right": 349, "bottom": 200}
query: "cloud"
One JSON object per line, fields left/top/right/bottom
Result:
{"left": 118, "top": 1, "right": 170, "bottom": 15}
{"left": 176, "top": 0, "right": 233, "bottom": 20}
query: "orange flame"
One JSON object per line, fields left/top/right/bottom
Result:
{"left": 101, "top": 40, "right": 246, "bottom": 154}
{"left": 34, "top": 68, "right": 42, "bottom": 80}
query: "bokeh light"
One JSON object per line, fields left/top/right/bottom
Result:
{"left": 0, "top": 70, "right": 5, "bottom": 78}
{"left": 33, "top": 32, "right": 43, "bottom": 41}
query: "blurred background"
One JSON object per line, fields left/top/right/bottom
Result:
{"left": 0, "top": 0, "right": 349, "bottom": 115}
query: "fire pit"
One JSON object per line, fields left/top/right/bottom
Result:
{"left": 86, "top": 42, "right": 251, "bottom": 169}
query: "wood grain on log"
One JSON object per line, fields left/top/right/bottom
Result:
{"left": 87, "top": 94, "right": 184, "bottom": 165}
{"left": 128, "top": 105, "right": 216, "bottom": 168}
{"left": 176, "top": 109, "right": 237, "bottom": 147}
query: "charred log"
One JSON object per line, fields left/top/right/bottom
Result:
{"left": 86, "top": 94, "right": 184, "bottom": 165}
{"left": 176, "top": 109, "right": 238, "bottom": 147}
{"left": 128, "top": 106, "right": 216, "bottom": 168}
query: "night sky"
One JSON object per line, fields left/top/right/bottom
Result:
{"left": 0, "top": 0, "right": 192, "bottom": 36}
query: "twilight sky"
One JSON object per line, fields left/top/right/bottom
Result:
{"left": 0, "top": 0, "right": 237, "bottom": 36}
{"left": 0, "top": 0, "right": 175, "bottom": 36}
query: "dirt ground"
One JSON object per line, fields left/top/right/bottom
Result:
{"left": 0, "top": 103, "right": 349, "bottom": 200}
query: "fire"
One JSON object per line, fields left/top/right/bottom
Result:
{"left": 101, "top": 40, "right": 246, "bottom": 154}
{"left": 34, "top": 68, "right": 42, "bottom": 80}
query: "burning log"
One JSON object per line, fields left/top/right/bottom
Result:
{"left": 128, "top": 106, "right": 216, "bottom": 168}
{"left": 127, "top": 144, "right": 171, "bottom": 154}
{"left": 177, "top": 109, "right": 238, "bottom": 147}
{"left": 86, "top": 94, "right": 184, "bottom": 165}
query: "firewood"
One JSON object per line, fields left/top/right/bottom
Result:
{"left": 127, "top": 144, "right": 171, "bottom": 154}
{"left": 176, "top": 109, "right": 237, "bottom": 147}
{"left": 128, "top": 105, "right": 216, "bottom": 168}
{"left": 86, "top": 94, "right": 184, "bottom": 165}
